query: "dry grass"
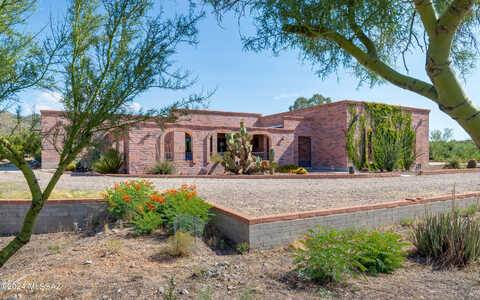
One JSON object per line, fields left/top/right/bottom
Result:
{"left": 0, "top": 182, "right": 100, "bottom": 199}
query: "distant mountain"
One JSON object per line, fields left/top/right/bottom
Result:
{"left": 0, "top": 111, "right": 39, "bottom": 135}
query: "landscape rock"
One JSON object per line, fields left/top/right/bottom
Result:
{"left": 179, "top": 289, "right": 189, "bottom": 295}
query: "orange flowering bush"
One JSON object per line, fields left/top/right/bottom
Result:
{"left": 103, "top": 181, "right": 213, "bottom": 234}
{"left": 104, "top": 179, "right": 155, "bottom": 220}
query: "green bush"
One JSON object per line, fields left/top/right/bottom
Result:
{"left": 467, "top": 159, "right": 477, "bottom": 168}
{"left": 104, "top": 181, "right": 213, "bottom": 235}
{"left": 411, "top": 212, "right": 480, "bottom": 268}
{"left": 151, "top": 160, "right": 175, "bottom": 174}
{"left": 236, "top": 242, "right": 250, "bottom": 254}
{"left": 132, "top": 211, "right": 164, "bottom": 235}
{"left": 372, "top": 127, "right": 401, "bottom": 172}
{"left": 158, "top": 185, "right": 213, "bottom": 229}
{"left": 294, "top": 227, "right": 408, "bottom": 284}
{"left": 93, "top": 148, "right": 124, "bottom": 174}
{"left": 443, "top": 158, "right": 462, "bottom": 169}
{"left": 276, "top": 164, "right": 300, "bottom": 173}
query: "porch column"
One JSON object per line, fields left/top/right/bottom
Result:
{"left": 158, "top": 132, "right": 164, "bottom": 163}
{"left": 123, "top": 128, "right": 130, "bottom": 173}
{"left": 173, "top": 131, "right": 185, "bottom": 161}
{"left": 212, "top": 133, "right": 218, "bottom": 155}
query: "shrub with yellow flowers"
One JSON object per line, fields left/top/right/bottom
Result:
{"left": 103, "top": 181, "right": 213, "bottom": 235}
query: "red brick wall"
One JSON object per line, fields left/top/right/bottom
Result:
{"left": 41, "top": 112, "right": 62, "bottom": 169}
{"left": 40, "top": 101, "right": 430, "bottom": 174}
{"left": 262, "top": 102, "right": 349, "bottom": 169}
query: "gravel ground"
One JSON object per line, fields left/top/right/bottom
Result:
{"left": 1, "top": 170, "right": 480, "bottom": 216}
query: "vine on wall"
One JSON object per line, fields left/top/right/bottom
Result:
{"left": 346, "top": 103, "right": 416, "bottom": 172}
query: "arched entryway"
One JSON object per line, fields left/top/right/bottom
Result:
{"left": 251, "top": 134, "right": 271, "bottom": 160}
{"left": 160, "top": 129, "right": 195, "bottom": 162}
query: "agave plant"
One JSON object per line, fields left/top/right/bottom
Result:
{"left": 92, "top": 149, "right": 123, "bottom": 174}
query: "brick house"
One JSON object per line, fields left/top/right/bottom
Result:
{"left": 41, "top": 100, "right": 429, "bottom": 174}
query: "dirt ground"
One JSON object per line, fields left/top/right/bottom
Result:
{"left": 1, "top": 223, "right": 479, "bottom": 300}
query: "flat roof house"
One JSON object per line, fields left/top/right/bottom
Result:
{"left": 41, "top": 100, "right": 430, "bottom": 174}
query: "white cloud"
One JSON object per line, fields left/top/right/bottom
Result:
{"left": 273, "top": 93, "right": 300, "bottom": 100}
{"left": 128, "top": 102, "right": 142, "bottom": 112}
{"left": 21, "top": 91, "right": 63, "bottom": 114}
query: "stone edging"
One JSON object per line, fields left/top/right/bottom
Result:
{"left": 418, "top": 168, "right": 480, "bottom": 175}
{"left": 48, "top": 171, "right": 404, "bottom": 179}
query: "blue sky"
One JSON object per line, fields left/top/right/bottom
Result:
{"left": 17, "top": 0, "right": 480, "bottom": 140}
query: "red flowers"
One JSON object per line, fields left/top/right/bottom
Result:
{"left": 122, "top": 195, "right": 131, "bottom": 203}
{"left": 147, "top": 202, "right": 156, "bottom": 211}
{"left": 150, "top": 194, "right": 165, "bottom": 203}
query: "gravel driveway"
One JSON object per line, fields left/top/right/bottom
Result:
{"left": 0, "top": 170, "right": 479, "bottom": 216}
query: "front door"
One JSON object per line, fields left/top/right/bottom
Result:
{"left": 298, "top": 136, "right": 311, "bottom": 167}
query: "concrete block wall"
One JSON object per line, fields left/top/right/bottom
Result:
{"left": 210, "top": 194, "right": 479, "bottom": 249}
{"left": 0, "top": 200, "right": 107, "bottom": 235}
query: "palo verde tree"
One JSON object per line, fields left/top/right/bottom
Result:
{"left": 0, "top": 0, "right": 57, "bottom": 110}
{"left": 207, "top": 0, "right": 480, "bottom": 146}
{"left": 289, "top": 93, "right": 331, "bottom": 111}
{"left": 0, "top": 0, "right": 205, "bottom": 267}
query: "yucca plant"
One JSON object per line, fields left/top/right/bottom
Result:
{"left": 411, "top": 212, "right": 480, "bottom": 268}
{"left": 151, "top": 160, "right": 175, "bottom": 174}
{"left": 92, "top": 149, "right": 123, "bottom": 174}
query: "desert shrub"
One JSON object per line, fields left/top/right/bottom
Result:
{"left": 151, "top": 160, "right": 175, "bottom": 174}
{"left": 467, "top": 158, "right": 477, "bottom": 168}
{"left": 104, "top": 179, "right": 155, "bottom": 220}
{"left": 132, "top": 211, "right": 164, "bottom": 235}
{"left": 294, "top": 227, "right": 408, "bottom": 284}
{"left": 443, "top": 158, "right": 462, "bottom": 169}
{"left": 157, "top": 185, "right": 213, "bottom": 229}
{"left": 457, "top": 204, "right": 480, "bottom": 217}
{"left": 104, "top": 182, "right": 213, "bottom": 234}
{"left": 93, "top": 148, "right": 123, "bottom": 174}
{"left": 276, "top": 164, "right": 300, "bottom": 173}
{"left": 103, "top": 238, "right": 123, "bottom": 255}
{"left": 356, "top": 230, "right": 408, "bottom": 275}
{"left": 167, "top": 231, "right": 194, "bottom": 257}
{"left": 236, "top": 242, "right": 250, "bottom": 254}
{"left": 411, "top": 212, "right": 480, "bottom": 268}
{"left": 66, "top": 162, "right": 76, "bottom": 171}
{"left": 295, "top": 167, "right": 308, "bottom": 174}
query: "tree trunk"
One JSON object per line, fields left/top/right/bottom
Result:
{"left": 0, "top": 163, "right": 67, "bottom": 268}
{"left": 0, "top": 193, "right": 43, "bottom": 267}
{"left": 425, "top": 44, "right": 480, "bottom": 147}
